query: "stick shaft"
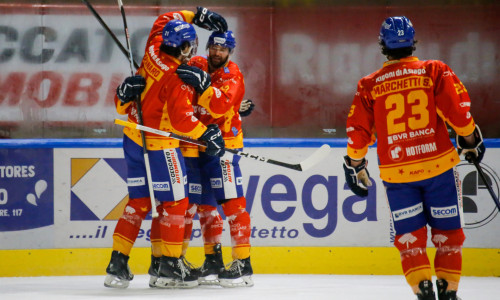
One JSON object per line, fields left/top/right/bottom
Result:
{"left": 473, "top": 160, "right": 500, "bottom": 212}
{"left": 114, "top": 119, "right": 326, "bottom": 171}
{"left": 81, "top": 0, "right": 140, "bottom": 69}
{"left": 116, "top": 0, "right": 158, "bottom": 217}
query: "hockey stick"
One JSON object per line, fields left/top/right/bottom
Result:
{"left": 114, "top": 119, "right": 331, "bottom": 172}
{"left": 465, "top": 153, "right": 500, "bottom": 212}
{"left": 81, "top": 0, "right": 140, "bottom": 69}
{"left": 116, "top": 0, "right": 158, "bottom": 218}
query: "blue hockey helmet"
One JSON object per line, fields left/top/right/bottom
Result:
{"left": 379, "top": 16, "right": 415, "bottom": 49}
{"left": 162, "top": 20, "right": 197, "bottom": 48}
{"left": 206, "top": 30, "right": 236, "bottom": 53}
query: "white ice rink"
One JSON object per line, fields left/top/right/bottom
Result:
{"left": 0, "top": 274, "right": 499, "bottom": 300}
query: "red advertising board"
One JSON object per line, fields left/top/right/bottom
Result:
{"left": 0, "top": 4, "right": 499, "bottom": 138}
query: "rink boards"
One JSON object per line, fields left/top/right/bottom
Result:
{"left": 0, "top": 138, "right": 499, "bottom": 276}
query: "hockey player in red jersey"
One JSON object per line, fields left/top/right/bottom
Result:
{"left": 343, "top": 16, "right": 485, "bottom": 300}
{"left": 173, "top": 30, "right": 254, "bottom": 287}
{"left": 104, "top": 7, "right": 228, "bottom": 289}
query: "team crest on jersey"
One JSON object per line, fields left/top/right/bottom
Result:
{"left": 173, "top": 13, "right": 183, "bottom": 20}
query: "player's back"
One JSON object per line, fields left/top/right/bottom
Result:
{"left": 358, "top": 57, "right": 462, "bottom": 183}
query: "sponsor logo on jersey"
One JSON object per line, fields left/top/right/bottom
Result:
{"left": 143, "top": 52, "right": 164, "bottom": 81}
{"left": 431, "top": 205, "right": 458, "bottom": 218}
{"left": 389, "top": 145, "right": 403, "bottom": 161}
{"left": 164, "top": 150, "right": 181, "bottom": 185}
{"left": 388, "top": 128, "right": 435, "bottom": 144}
{"left": 153, "top": 182, "right": 170, "bottom": 191}
{"left": 172, "top": 13, "right": 183, "bottom": 20}
{"left": 220, "top": 160, "right": 233, "bottom": 183}
{"left": 406, "top": 142, "right": 437, "bottom": 157}
{"left": 214, "top": 87, "right": 222, "bottom": 98}
{"left": 148, "top": 45, "right": 169, "bottom": 71}
{"left": 189, "top": 183, "right": 202, "bottom": 194}
{"left": 127, "top": 177, "right": 145, "bottom": 186}
{"left": 392, "top": 203, "right": 423, "bottom": 221}
{"left": 210, "top": 178, "right": 223, "bottom": 188}
{"left": 193, "top": 105, "right": 210, "bottom": 116}
{"left": 409, "top": 168, "right": 425, "bottom": 176}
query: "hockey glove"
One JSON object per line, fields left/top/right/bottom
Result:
{"left": 200, "top": 124, "right": 225, "bottom": 157}
{"left": 116, "top": 75, "right": 146, "bottom": 105}
{"left": 176, "top": 64, "right": 211, "bottom": 94}
{"left": 456, "top": 124, "right": 486, "bottom": 163}
{"left": 239, "top": 99, "right": 255, "bottom": 117}
{"left": 343, "top": 155, "right": 372, "bottom": 197}
{"left": 193, "top": 6, "right": 228, "bottom": 32}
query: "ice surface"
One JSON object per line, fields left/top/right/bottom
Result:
{"left": 0, "top": 274, "right": 498, "bottom": 300}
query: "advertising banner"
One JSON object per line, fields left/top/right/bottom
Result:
{"left": 1, "top": 5, "right": 499, "bottom": 138}
{"left": 1, "top": 144, "right": 499, "bottom": 250}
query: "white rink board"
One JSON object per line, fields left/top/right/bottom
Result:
{"left": 0, "top": 146, "right": 499, "bottom": 250}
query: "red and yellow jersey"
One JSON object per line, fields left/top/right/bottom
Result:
{"left": 115, "top": 11, "right": 206, "bottom": 150}
{"left": 346, "top": 56, "right": 475, "bottom": 183}
{"left": 187, "top": 56, "right": 245, "bottom": 150}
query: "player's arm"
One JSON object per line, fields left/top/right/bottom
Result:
{"left": 346, "top": 83, "right": 376, "bottom": 160}
{"left": 149, "top": 7, "right": 226, "bottom": 40}
{"left": 162, "top": 83, "right": 225, "bottom": 157}
{"left": 199, "top": 72, "right": 245, "bottom": 118}
{"left": 114, "top": 75, "right": 146, "bottom": 115}
{"left": 344, "top": 82, "right": 375, "bottom": 196}
{"left": 433, "top": 62, "right": 476, "bottom": 136}
{"left": 432, "top": 62, "right": 486, "bottom": 163}
{"left": 162, "top": 85, "right": 206, "bottom": 139}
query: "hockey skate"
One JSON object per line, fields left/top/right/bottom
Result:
{"left": 416, "top": 280, "right": 436, "bottom": 300}
{"left": 436, "top": 279, "right": 462, "bottom": 300}
{"left": 104, "top": 251, "right": 134, "bottom": 289}
{"left": 181, "top": 256, "right": 202, "bottom": 277}
{"left": 155, "top": 256, "right": 199, "bottom": 289}
{"left": 219, "top": 256, "right": 254, "bottom": 288}
{"left": 197, "top": 243, "right": 225, "bottom": 285}
{"left": 148, "top": 255, "right": 161, "bottom": 288}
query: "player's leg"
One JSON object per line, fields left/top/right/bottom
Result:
{"left": 147, "top": 148, "right": 198, "bottom": 289}
{"left": 148, "top": 213, "right": 162, "bottom": 287}
{"left": 196, "top": 173, "right": 224, "bottom": 284}
{"left": 200, "top": 151, "right": 253, "bottom": 287}
{"left": 424, "top": 168, "right": 465, "bottom": 300}
{"left": 385, "top": 181, "right": 434, "bottom": 299}
{"left": 176, "top": 155, "right": 202, "bottom": 277}
{"left": 105, "top": 136, "right": 153, "bottom": 288}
